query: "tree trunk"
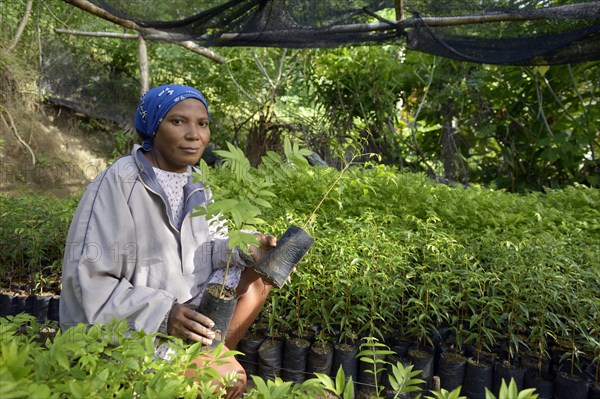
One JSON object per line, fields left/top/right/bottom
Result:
{"left": 441, "top": 100, "right": 457, "bottom": 181}
{"left": 9, "top": 0, "right": 33, "bottom": 51}
{"left": 246, "top": 113, "right": 282, "bottom": 167}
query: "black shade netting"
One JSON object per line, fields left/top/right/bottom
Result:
{"left": 79, "top": 0, "right": 600, "bottom": 65}
{"left": 40, "top": 37, "right": 140, "bottom": 127}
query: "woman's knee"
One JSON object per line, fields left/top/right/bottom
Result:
{"left": 238, "top": 268, "right": 272, "bottom": 299}
{"left": 188, "top": 352, "right": 247, "bottom": 398}
{"left": 218, "top": 356, "right": 247, "bottom": 399}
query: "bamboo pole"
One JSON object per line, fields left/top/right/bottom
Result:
{"left": 53, "top": 30, "right": 139, "bottom": 39}
{"left": 62, "top": 0, "right": 139, "bottom": 30}
{"left": 138, "top": 36, "right": 149, "bottom": 95}
{"left": 53, "top": 29, "right": 226, "bottom": 63}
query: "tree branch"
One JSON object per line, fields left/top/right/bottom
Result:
{"left": 53, "top": 29, "right": 138, "bottom": 39}
{"left": 395, "top": 0, "right": 404, "bottom": 22}
{"left": 1, "top": 108, "right": 36, "bottom": 166}
{"left": 62, "top": 0, "right": 139, "bottom": 29}
{"left": 9, "top": 0, "right": 33, "bottom": 51}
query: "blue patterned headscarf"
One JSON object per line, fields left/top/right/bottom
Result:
{"left": 134, "top": 84, "right": 209, "bottom": 151}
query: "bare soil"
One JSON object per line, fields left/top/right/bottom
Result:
{"left": 1, "top": 102, "right": 118, "bottom": 197}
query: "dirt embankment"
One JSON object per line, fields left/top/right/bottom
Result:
{"left": 1, "top": 100, "right": 118, "bottom": 198}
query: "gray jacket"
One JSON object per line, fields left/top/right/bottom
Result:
{"left": 59, "top": 144, "right": 248, "bottom": 333}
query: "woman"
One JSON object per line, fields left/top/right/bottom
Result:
{"left": 60, "top": 84, "right": 275, "bottom": 398}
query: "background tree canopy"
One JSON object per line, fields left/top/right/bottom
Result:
{"left": 1, "top": 0, "right": 599, "bottom": 192}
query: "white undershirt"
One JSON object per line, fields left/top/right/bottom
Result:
{"left": 153, "top": 167, "right": 189, "bottom": 229}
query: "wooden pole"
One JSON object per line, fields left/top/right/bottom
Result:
{"left": 433, "top": 376, "right": 441, "bottom": 392}
{"left": 138, "top": 35, "right": 149, "bottom": 95}
{"left": 62, "top": 0, "right": 139, "bottom": 30}
{"left": 54, "top": 29, "right": 226, "bottom": 64}
{"left": 53, "top": 30, "right": 138, "bottom": 39}
{"left": 394, "top": 0, "right": 404, "bottom": 22}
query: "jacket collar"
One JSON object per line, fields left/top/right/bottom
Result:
{"left": 131, "top": 144, "right": 208, "bottom": 218}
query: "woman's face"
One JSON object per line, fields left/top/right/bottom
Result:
{"left": 152, "top": 98, "right": 210, "bottom": 173}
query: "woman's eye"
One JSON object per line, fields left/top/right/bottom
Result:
{"left": 172, "top": 119, "right": 184, "bottom": 125}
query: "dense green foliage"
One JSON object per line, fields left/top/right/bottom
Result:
{"left": 0, "top": 193, "right": 77, "bottom": 294}
{"left": 0, "top": 314, "right": 333, "bottom": 398}
{"left": 259, "top": 163, "right": 599, "bottom": 371}
{"left": 0, "top": 314, "right": 239, "bottom": 398}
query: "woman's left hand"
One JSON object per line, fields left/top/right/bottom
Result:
{"left": 249, "top": 233, "right": 277, "bottom": 263}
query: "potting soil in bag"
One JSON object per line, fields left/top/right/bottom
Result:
{"left": 281, "top": 337, "right": 310, "bottom": 384}
{"left": 554, "top": 370, "right": 590, "bottom": 399}
{"left": 13, "top": 295, "right": 31, "bottom": 315}
{"left": 0, "top": 293, "right": 17, "bottom": 316}
{"left": 492, "top": 361, "right": 525, "bottom": 394}
{"left": 524, "top": 371, "right": 554, "bottom": 399}
{"left": 254, "top": 225, "right": 314, "bottom": 288}
{"left": 437, "top": 351, "right": 467, "bottom": 391}
{"left": 48, "top": 296, "right": 60, "bottom": 322}
{"left": 237, "top": 333, "right": 264, "bottom": 376}
{"left": 30, "top": 295, "right": 51, "bottom": 322}
{"left": 332, "top": 342, "right": 359, "bottom": 383}
{"left": 307, "top": 341, "right": 334, "bottom": 375}
{"left": 257, "top": 337, "right": 284, "bottom": 381}
{"left": 461, "top": 359, "right": 494, "bottom": 399}
{"left": 408, "top": 348, "right": 434, "bottom": 392}
{"left": 196, "top": 285, "right": 238, "bottom": 346}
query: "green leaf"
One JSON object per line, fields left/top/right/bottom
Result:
{"left": 69, "top": 380, "right": 87, "bottom": 398}
{"left": 27, "top": 383, "right": 51, "bottom": 399}
{"left": 54, "top": 347, "right": 71, "bottom": 371}
{"left": 342, "top": 376, "right": 355, "bottom": 399}
{"left": 335, "top": 366, "right": 346, "bottom": 393}
{"left": 249, "top": 194, "right": 270, "bottom": 207}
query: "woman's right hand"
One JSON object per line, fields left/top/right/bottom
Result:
{"left": 167, "top": 303, "right": 216, "bottom": 346}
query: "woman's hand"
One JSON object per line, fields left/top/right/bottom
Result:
{"left": 167, "top": 303, "right": 216, "bottom": 346}
{"left": 248, "top": 233, "right": 277, "bottom": 263}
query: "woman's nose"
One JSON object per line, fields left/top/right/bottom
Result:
{"left": 186, "top": 125, "right": 202, "bottom": 139}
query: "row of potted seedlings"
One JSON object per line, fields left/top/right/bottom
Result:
{"left": 235, "top": 210, "right": 599, "bottom": 399}
{"left": 233, "top": 315, "right": 598, "bottom": 399}
{"left": 0, "top": 291, "right": 60, "bottom": 322}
